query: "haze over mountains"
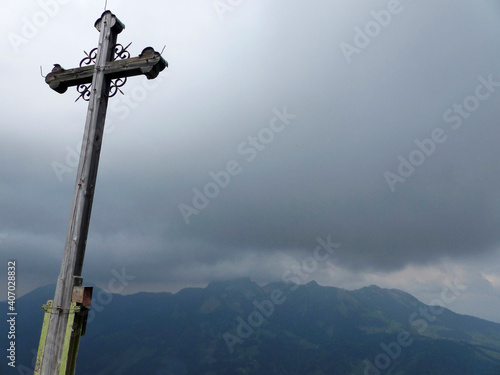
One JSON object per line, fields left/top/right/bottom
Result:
{"left": 2, "top": 279, "right": 500, "bottom": 375}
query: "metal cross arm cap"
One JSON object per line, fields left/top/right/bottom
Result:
{"left": 45, "top": 47, "right": 168, "bottom": 94}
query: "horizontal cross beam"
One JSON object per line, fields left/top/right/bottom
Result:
{"left": 45, "top": 47, "right": 167, "bottom": 94}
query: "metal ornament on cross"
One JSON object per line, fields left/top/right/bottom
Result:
{"left": 35, "top": 11, "right": 167, "bottom": 375}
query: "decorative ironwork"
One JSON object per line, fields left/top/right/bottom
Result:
{"left": 79, "top": 48, "right": 98, "bottom": 67}
{"left": 109, "top": 77, "right": 127, "bottom": 97}
{"left": 75, "top": 84, "right": 92, "bottom": 102}
{"left": 113, "top": 42, "right": 132, "bottom": 61}
{"left": 73, "top": 43, "right": 134, "bottom": 101}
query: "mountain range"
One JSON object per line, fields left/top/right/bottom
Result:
{"left": 1, "top": 279, "right": 500, "bottom": 375}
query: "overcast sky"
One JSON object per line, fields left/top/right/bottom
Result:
{"left": 1, "top": 0, "right": 500, "bottom": 323}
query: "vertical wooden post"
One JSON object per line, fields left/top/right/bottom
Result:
{"left": 38, "top": 12, "right": 124, "bottom": 375}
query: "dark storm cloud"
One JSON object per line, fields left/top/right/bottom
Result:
{"left": 154, "top": 1, "right": 500, "bottom": 274}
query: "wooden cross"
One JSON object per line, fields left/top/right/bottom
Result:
{"left": 36, "top": 11, "right": 167, "bottom": 375}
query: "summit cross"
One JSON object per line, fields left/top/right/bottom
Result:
{"left": 35, "top": 10, "right": 167, "bottom": 375}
